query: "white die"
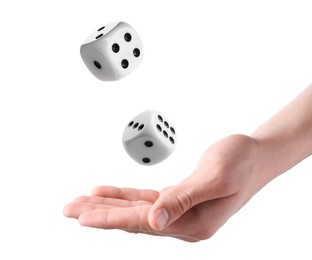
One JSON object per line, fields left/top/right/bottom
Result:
{"left": 122, "top": 110, "right": 177, "bottom": 165}
{"left": 80, "top": 21, "right": 144, "bottom": 81}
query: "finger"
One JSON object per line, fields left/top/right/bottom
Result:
{"left": 91, "top": 186, "right": 159, "bottom": 203}
{"left": 73, "top": 195, "right": 152, "bottom": 207}
{"left": 148, "top": 177, "right": 224, "bottom": 231}
{"left": 63, "top": 202, "right": 116, "bottom": 219}
{"left": 78, "top": 205, "right": 152, "bottom": 231}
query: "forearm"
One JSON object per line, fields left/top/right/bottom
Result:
{"left": 252, "top": 83, "right": 312, "bottom": 184}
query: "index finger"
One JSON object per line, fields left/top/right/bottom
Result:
{"left": 91, "top": 186, "right": 159, "bottom": 203}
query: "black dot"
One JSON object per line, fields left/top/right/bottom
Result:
{"left": 128, "top": 121, "right": 134, "bottom": 127}
{"left": 158, "top": 115, "right": 163, "bottom": 122}
{"left": 142, "top": 157, "right": 150, "bottom": 164}
{"left": 144, "top": 141, "right": 153, "bottom": 147}
{"left": 163, "top": 131, "right": 168, "bottom": 138}
{"left": 170, "top": 127, "right": 175, "bottom": 134}
{"left": 121, "top": 59, "right": 129, "bottom": 69}
{"left": 138, "top": 124, "right": 144, "bottom": 131}
{"left": 133, "top": 48, "right": 140, "bottom": 57}
{"left": 94, "top": 61, "right": 101, "bottom": 69}
{"left": 112, "top": 43, "right": 120, "bottom": 53}
{"left": 98, "top": 26, "right": 105, "bottom": 31}
{"left": 124, "top": 33, "right": 132, "bottom": 42}
{"left": 95, "top": 33, "right": 103, "bottom": 39}
{"left": 164, "top": 121, "right": 169, "bottom": 128}
{"left": 169, "top": 137, "right": 175, "bottom": 144}
{"left": 133, "top": 122, "right": 139, "bottom": 129}
{"left": 156, "top": 124, "right": 162, "bottom": 132}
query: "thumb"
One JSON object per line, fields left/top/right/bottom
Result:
{"left": 148, "top": 180, "right": 207, "bottom": 231}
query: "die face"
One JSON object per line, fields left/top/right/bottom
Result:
{"left": 80, "top": 21, "right": 144, "bottom": 81}
{"left": 122, "top": 110, "right": 177, "bottom": 165}
{"left": 124, "top": 135, "right": 172, "bottom": 165}
{"left": 81, "top": 22, "right": 120, "bottom": 45}
{"left": 122, "top": 110, "right": 154, "bottom": 142}
{"left": 152, "top": 111, "right": 177, "bottom": 149}
{"left": 80, "top": 41, "right": 116, "bottom": 81}
{"left": 106, "top": 22, "right": 144, "bottom": 80}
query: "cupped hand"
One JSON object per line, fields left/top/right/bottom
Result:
{"left": 64, "top": 134, "right": 267, "bottom": 242}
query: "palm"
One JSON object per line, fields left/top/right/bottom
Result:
{"left": 64, "top": 185, "right": 241, "bottom": 242}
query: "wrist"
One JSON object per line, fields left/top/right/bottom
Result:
{"left": 251, "top": 133, "right": 309, "bottom": 188}
{"left": 251, "top": 137, "right": 285, "bottom": 186}
{"left": 251, "top": 84, "right": 312, "bottom": 185}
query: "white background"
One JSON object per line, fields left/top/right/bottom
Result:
{"left": 0, "top": 0, "right": 312, "bottom": 259}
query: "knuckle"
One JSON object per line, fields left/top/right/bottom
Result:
{"left": 173, "top": 189, "right": 193, "bottom": 215}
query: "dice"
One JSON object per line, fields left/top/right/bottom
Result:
{"left": 122, "top": 110, "right": 177, "bottom": 165}
{"left": 80, "top": 21, "right": 144, "bottom": 81}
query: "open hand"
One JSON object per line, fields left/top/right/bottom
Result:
{"left": 64, "top": 135, "right": 267, "bottom": 242}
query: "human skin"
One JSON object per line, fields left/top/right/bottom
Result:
{"left": 64, "top": 83, "right": 312, "bottom": 242}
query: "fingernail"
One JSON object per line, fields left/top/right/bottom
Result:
{"left": 155, "top": 208, "right": 169, "bottom": 230}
